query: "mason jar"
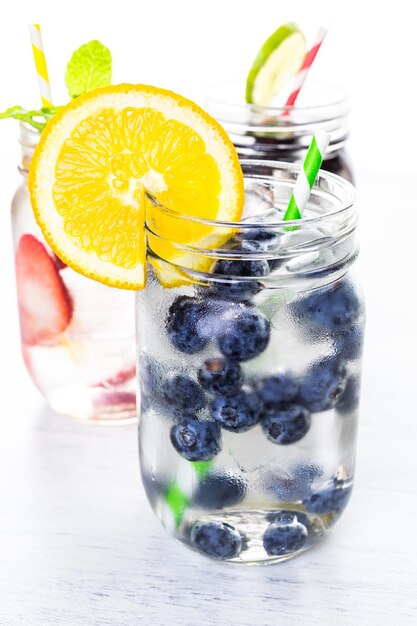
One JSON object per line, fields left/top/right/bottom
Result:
{"left": 11, "top": 124, "right": 137, "bottom": 423}
{"left": 138, "top": 160, "right": 364, "bottom": 564}
{"left": 205, "top": 81, "right": 354, "bottom": 183}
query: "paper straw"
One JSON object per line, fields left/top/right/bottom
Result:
{"left": 285, "top": 27, "right": 327, "bottom": 108}
{"left": 284, "top": 131, "right": 331, "bottom": 221}
{"left": 162, "top": 461, "right": 213, "bottom": 530}
{"left": 28, "top": 24, "right": 53, "bottom": 108}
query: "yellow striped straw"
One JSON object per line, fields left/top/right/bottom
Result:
{"left": 28, "top": 24, "right": 53, "bottom": 108}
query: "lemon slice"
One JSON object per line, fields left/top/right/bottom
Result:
{"left": 246, "top": 22, "right": 306, "bottom": 106}
{"left": 29, "top": 84, "right": 244, "bottom": 290}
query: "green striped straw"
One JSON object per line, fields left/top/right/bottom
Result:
{"left": 162, "top": 460, "right": 213, "bottom": 530}
{"left": 284, "top": 131, "right": 331, "bottom": 222}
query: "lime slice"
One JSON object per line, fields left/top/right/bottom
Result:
{"left": 246, "top": 22, "right": 306, "bottom": 106}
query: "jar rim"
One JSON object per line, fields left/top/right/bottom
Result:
{"left": 205, "top": 80, "right": 349, "bottom": 116}
{"left": 146, "top": 159, "right": 356, "bottom": 230}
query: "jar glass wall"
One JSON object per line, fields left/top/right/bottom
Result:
{"left": 138, "top": 161, "right": 364, "bottom": 565}
{"left": 205, "top": 81, "right": 354, "bottom": 183}
{"left": 11, "top": 125, "right": 137, "bottom": 423}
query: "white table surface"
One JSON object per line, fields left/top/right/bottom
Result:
{"left": 1, "top": 169, "right": 416, "bottom": 625}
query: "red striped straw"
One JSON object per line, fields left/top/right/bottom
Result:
{"left": 285, "top": 27, "right": 327, "bottom": 108}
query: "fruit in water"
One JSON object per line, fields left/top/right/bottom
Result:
{"left": 190, "top": 521, "right": 243, "bottom": 560}
{"left": 210, "top": 241, "right": 270, "bottom": 301}
{"left": 303, "top": 484, "right": 352, "bottom": 517}
{"left": 15, "top": 234, "right": 73, "bottom": 346}
{"left": 336, "top": 376, "right": 361, "bottom": 414}
{"left": 334, "top": 325, "right": 364, "bottom": 361}
{"left": 194, "top": 473, "right": 246, "bottom": 509}
{"left": 170, "top": 418, "right": 221, "bottom": 461}
{"left": 292, "top": 280, "right": 362, "bottom": 335}
{"left": 257, "top": 372, "right": 299, "bottom": 412}
{"left": 298, "top": 357, "right": 347, "bottom": 413}
{"left": 92, "top": 391, "right": 136, "bottom": 411}
{"left": 239, "top": 228, "right": 282, "bottom": 271}
{"left": 261, "top": 404, "right": 311, "bottom": 445}
{"left": 217, "top": 306, "right": 270, "bottom": 361}
{"left": 166, "top": 296, "right": 208, "bottom": 354}
{"left": 211, "top": 391, "right": 262, "bottom": 432}
{"left": 198, "top": 358, "right": 243, "bottom": 397}
{"left": 163, "top": 374, "right": 206, "bottom": 417}
{"left": 139, "top": 353, "right": 160, "bottom": 412}
{"left": 263, "top": 510, "right": 308, "bottom": 556}
{"left": 95, "top": 364, "right": 136, "bottom": 388}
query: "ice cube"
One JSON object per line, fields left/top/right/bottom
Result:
{"left": 242, "top": 184, "right": 275, "bottom": 220}
{"left": 285, "top": 251, "right": 321, "bottom": 272}
{"left": 279, "top": 227, "right": 325, "bottom": 251}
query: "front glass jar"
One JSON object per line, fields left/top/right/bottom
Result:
{"left": 205, "top": 81, "right": 354, "bottom": 183}
{"left": 11, "top": 125, "right": 137, "bottom": 423}
{"left": 138, "top": 161, "right": 364, "bottom": 565}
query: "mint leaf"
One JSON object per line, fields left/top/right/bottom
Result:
{"left": 0, "top": 106, "right": 59, "bottom": 131}
{"left": 65, "top": 40, "right": 112, "bottom": 99}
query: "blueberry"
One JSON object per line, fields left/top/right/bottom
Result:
{"left": 162, "top": 374, "right": 206, "bottom": 417}
{"left": 293, "top": 280, "right": 361, "bottom": 334}
{"left": 304, "top": 484, "right": 352, "bottom": 517}
{"left": 210, "top": 242, "right": 270, "bottom": 300}
{"left": 198, "top": 358, "right": 243, "bottom": 396}
{"left": 166, "top": 296, "right": 208, "bottom": 354}
{"left": 211, "top": 391, "right": 262, "bottom": 432}
{"left": 266, "top": 509, "right": 311, "bottom": 528}
{"left": 218, "top": 307, "right": 270, "bottom": 361}
{"left": 262, "top": 404, "right": 311, "bottom": 444}
{"left": 263, "top": 512, "right": 308, "bottom": 556}
{"left": 170, "top": 418, "right": 221, "bottom": 461}
{"left": 139, "top": 353, "right": 160, "bottom": 413}
{"left": 190, "top": 297, "right": 239, "bottom": 339}
{"left": 266, "top": 463, "right": 323, "bottom": 501}
{"left": 212, "top": 242, "right": 270, "bottom": 277}
{"left": 139, "top": 352, "right": 158, "bottom": 390}
{"left": 194, "top": 473, "right": 246, "bottom": 509}
{"left": 190, "top": 521, "right": 243, "bottom": 560}
{"left": 298, "top": 357, "right": 347, "bottom": 413}
{"left": 239, "top": 229, "right": 282, "bottom": 271}
{"left": 240, "top": 227, "right": 278, "bottom": 245}
{"left": 334, "top": 325, "right": 364, "bottom": 361}
{"left": 257, "top": 372, "right": 299, "bottom": 412}
{"left": 336, "top": 376, "right": 361, "bottom": 414}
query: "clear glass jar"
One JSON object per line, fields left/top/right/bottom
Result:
{"left": 11, "top": 124, "right": 137, "bottom": 423}
{"left": 205, "top": 81, "right": 354, "bottom": 183}
{"left": 138, "top": 160, "right": 364, "bottom": 564}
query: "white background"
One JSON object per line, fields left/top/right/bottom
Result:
{"left": 1, "top": 2, "right": 417, "bottom": 625}
{"left": 0, "top": 0, "right": 415, "bottom": 174}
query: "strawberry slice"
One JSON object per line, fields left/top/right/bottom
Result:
{"left": 52, "top": 253, "right": 67, "bottom": 271}
{"left": 92, "top": 391, "right": 136, "bottom": 410}
{"left": 94, "top": 364, "right": 137, "bottom": 388}
{"left": 15, "top": 234, "right": 73, "bottom": 346}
